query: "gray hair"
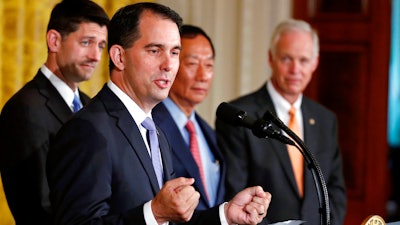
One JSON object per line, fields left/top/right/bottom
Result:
{"left": 269, "top": 19, "right": 319, "bottom": 59}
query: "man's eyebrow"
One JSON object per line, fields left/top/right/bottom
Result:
{"left": 144, "top": 43, "right": 181, "bottom": 51}
{"left": 81, "top": 35, "right": 107, "bottom": 42}
{"left": 144, "top": 43, "right": 162, "bottom": 48}
{"left": 173, "top": 45, "right": 182, "bottom": 51}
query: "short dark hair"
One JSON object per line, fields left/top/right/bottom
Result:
{"left": 180, "top": 24, "right": 215, "bottom": 58}
{"left": 47, "top": 0, "right": 109, "bottom": 38}
{"left": 108, "top": 2, "right": 183, "bottom": 71}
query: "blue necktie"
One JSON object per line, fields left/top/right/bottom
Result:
{"left": 141, "top": 117, "right": 163, "bottom": 188}
{"left": 72, "top": 94, "right": 82, "bottom": 113}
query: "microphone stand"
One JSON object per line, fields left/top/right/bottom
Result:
{"left": 263, "top": 111, "right": 331, "bottom": 225}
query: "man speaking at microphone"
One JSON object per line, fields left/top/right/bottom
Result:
{"left": 215, "top": 19, "right": 346, "bottom": 224}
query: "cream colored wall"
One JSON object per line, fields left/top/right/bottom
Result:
{"left": 157, "top": 0, "right": 292, "bottom": 125}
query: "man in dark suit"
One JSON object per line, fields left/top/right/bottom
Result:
{"left": 47, "top": 3, "right": 271, "bottom": 225}
{"left": 153, "top": 25, "right": 225, "bottom": 210}
{"left": 0, "top": 1, "right": 109, "bottom": 225}
{"left": 216, "top": 19, "right": 347, "bottom": 224}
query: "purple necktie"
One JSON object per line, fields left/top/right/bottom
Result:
{"left": 141, "top": 117, "right": 163, "bottom": 188}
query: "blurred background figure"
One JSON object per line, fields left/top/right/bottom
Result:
{"left": 215, "top": 19, "right": 347, "bottom": 224}
{"left": 153, "top": 24, "right": 225, "bottom": 210}
{"left": 0, "top": 1, "right": 109, "bottom": 224}
{"left": 0, "top": 178, "right": 14, "bottom": 225}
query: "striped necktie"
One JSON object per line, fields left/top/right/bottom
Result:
{"left": 185, "top": 120, "right": 209, "bottom": 201}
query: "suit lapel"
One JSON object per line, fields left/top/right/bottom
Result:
{"left": 300, "top": 99, "right": 320, "bottom": 199}
{"left": 78, "top": 90, "right": 90, "bottom": 106}
{"left": 34, "top": 71, "right": 72, "bottom": 124}
{"left": 301, "top": 99, "right": 319, "bottom": 156}
{"left": 195, "top": 114, "right": 226, "bottom": 205}
{"left": 157, "top": 127, "right": 175, "bottom": 182}
{"left": 153, "top": 103, "right": 211, "bottom": 206}
{"left": 99, "top": 86, "right": 162, "bottom": 193}
{"left": 170, "top": 125, "right": 204, "bottom": 188}
{"left": 259, "top": 85, "right": 302, "bottom": 197}
{"left": 271, "top": 133, "right": 300, "bottom": 195}
{"left": 35, "top": 71, "right": 91, "bottom": 124}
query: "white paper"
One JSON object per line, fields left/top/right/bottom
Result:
{"left": 270, "top": 220, "right": 307, "bottom": 225}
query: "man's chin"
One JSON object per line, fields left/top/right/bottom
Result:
{"left": 78, "top": 72, "right": 95, "bottom": 82}
{"left": 154, "top": 92, "right": 169, "bottom": 103}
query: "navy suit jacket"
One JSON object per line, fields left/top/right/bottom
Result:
{"left": 153, "top": 102, "right": 226, "bottom": 210}
{"left": 0, "top": 70, "right": 89, "bottom": 225}
{"left": 215, "top": 83, "right": 347, "bottom": 225}
{"left": 47, "top": 85, "right": 221, "bottom": 225}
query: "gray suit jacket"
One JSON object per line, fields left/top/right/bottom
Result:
{"left": 215, "top": 83, "right": 346, "bottom": 225}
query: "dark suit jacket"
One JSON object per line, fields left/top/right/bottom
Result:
{"left": 46, "top": 85, "right": 221, "bottom": 225}
{"left": 152, "top": 102, "right": 226, "bottom": 210}
{"left": 215, "top": 83, "right": 347, "bottom": 225}
{"left": 0, "top": 70, "right": 89, "bottom": 225}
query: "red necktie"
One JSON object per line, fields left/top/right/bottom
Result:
{"left": 288, "top": 106, "right": 304, "bottom": 197}
{"left": 185, "top": 120, "right": 209, "bottom": 200}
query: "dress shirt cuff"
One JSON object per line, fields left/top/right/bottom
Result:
{"left": 144, "top": 200, "right": 169, "bottom": 225}
{"left": 219, "top": 202, "right": 230, "bottom": 225}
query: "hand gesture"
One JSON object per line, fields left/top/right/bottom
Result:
{"left": 151, "top": 177, "right": 200, "bottom": 224}
{"left": 225, "top": 186, "right": 272, "bottom": 225}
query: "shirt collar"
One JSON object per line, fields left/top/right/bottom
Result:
{"left": 107, "top": 80, "right": 150, "bottom": 127}
{"left": 267, "top": 81, "right": 302, "bottom": 123}
{"left": 40, "top": 64, "right": 79, "bottom": 110}
{"left": 162, "top": 97, "right": 195, "bottom": 129}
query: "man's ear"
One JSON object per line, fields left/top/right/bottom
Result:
{"left": 268, "top": 50, "right": 274, "bottom": 67}
{"left": 109, "top": 45, "right": 125, "bottom": 71}
{"left": 311, "top": 55, "right": 320, "bottom": 72}
{"left": 47, "top": 29, "right": 62, "bottom": 53}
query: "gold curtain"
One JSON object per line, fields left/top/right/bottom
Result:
{"left": 0, "top": 1, "right": 151, "bottom": 224}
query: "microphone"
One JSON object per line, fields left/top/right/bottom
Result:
{"left": 216, "top": 102, "right": 294, "bottom": 145}
{"left": 218, "top": 102, "right": 331, "bottom": 224}
{"left": 262, "top": 110, "right": 286, "bottom": 130}
{"left": 263, "top": 107, "right": 331, "bottom": 225}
